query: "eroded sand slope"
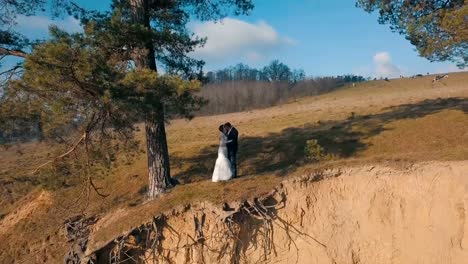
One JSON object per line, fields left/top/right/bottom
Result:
{"left": 81, "top": 161, "right": 468, "bottom": 264}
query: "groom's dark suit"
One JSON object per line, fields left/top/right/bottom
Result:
{"left": 226, "top": 127, "right": 238, "bottom": 178}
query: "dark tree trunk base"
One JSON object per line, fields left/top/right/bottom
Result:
{"left": 145, "top": 112, "right": 172, "bottom": 199}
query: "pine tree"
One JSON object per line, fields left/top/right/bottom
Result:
{"left": 357, "top": 0, "right": 467, "bottom": 67}
{"left": 0, "top": 0, "right": 254, "bottom": 199}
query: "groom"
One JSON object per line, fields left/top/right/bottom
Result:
{"left": 225, "top": 122, "right": 238, "bottom": 178}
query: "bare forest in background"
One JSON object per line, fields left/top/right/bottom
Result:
{"left": 196, "top": 61, "right": 366, "bottom": 115}
{"left": 196, "top": 77, "right": 350, "bottom": 115}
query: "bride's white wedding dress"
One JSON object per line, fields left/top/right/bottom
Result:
{"left": 212, "top": 132, "right": 233, "bottom": 182}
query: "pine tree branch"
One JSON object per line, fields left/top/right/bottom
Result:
{"left": 0, "top": 64, "right": 22, "bottom": 87}
{"left": 31, "top": 132, "right": 87, "bottom": 174}
{"left": 0, "top": 64, "right": 22, "bottom": 76}
{"left": 69, "top": 1, "right": 86, "bottom": 13}
{"left": 0, "top": 47, "right": 28, "bottom": 58}
{"left": 88, "top": 177, "right": 109, "bottom": 197}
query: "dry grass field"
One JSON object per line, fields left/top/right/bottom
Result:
{"left": 0, "top": 72, "right": 467, "bottom": 263}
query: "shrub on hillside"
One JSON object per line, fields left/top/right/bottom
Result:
{"left": 304, "top": 139, "right": 334, "bottom": 162}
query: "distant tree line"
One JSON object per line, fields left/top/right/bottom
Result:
{"left": 339, "top": 74, "right": 367, "bottom": 83}
{"left": 205, "top": 60, "right": 306, "bottom": 83}
{"left": 196, "top": 60, "right": 367, "bottom": 115}
{"left": 205, "top": 60, "right": 366, "bottom": 84}
{"left": 197, "top": 79, "right": 340, "bottom": 115}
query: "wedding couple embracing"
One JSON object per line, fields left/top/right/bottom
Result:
{"left": 212, "top": 122, "right": 238, "bottom": 182}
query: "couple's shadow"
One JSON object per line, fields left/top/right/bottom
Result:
{"left": 171, "top": 124, "right": 362, "bottom": 184}
{"left": 172, "top": 97, "right": 467, "bottom": 184}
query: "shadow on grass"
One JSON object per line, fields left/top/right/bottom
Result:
{"left": 173, "top": 97, "right": 467, "bottom": 183}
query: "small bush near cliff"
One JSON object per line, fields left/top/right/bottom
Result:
{"left": 347, "top": 111, "right": 356, "bottom": 120}
{"left": 304, "top": 139, "right": 334, "bottom": 162}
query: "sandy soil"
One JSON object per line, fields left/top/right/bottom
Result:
{"left": 0, "top": 191, "right": 52, "bottom": 236}
{"left": 84, "top": 160, "right": 468, "bottom": 264}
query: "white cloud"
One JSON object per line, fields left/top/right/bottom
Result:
{"left": 191, "top": 18, "right": 294, "bottom": 63}
{"left": 245, "top": 51, "right": 265, "bottom": 62}
{"left": 373, "top": 52, "right": 402, "bottom": 78}
{"left": 15, "top": 15, "right": 82, "bottom": 34}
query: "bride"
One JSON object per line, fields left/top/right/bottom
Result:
{"left": 212, "top": 124, "right": 233, "bottom": 182}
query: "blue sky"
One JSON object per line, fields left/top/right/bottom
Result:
{"left": 191, "top": 0, "right": 464, "bottom": 77}
{"left": 4, "top": 0, "right": 465, "bottom": 78}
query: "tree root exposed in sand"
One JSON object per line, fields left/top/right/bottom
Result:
{"left": 63, "top": 186, "right": 322, "bottom": 264}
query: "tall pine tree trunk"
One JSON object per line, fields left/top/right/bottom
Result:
{"left": 130, "top": 0, "right": 173, "bottom": 199}
{"left": 145, "top": 110, "right": 172, "bottom": 198}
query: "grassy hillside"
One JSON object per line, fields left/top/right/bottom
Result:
{"left": 0, "top": 72, "right": 467, "bottom": 263}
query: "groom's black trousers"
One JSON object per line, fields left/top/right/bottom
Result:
{"left": 228, "top": 150, "right": 237, "bottom": 178}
